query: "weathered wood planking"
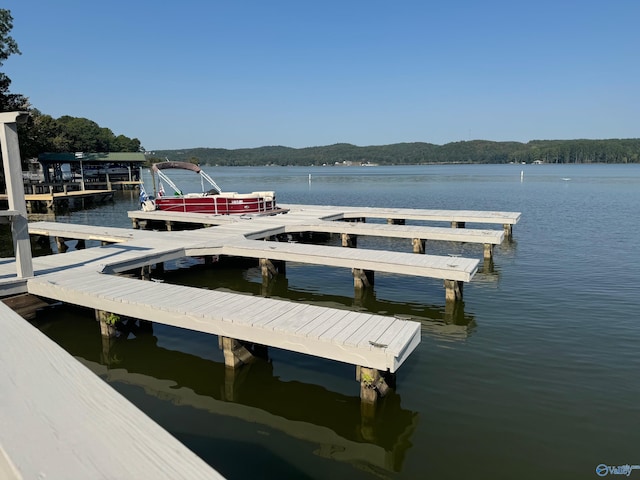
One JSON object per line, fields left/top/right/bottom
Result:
{"left": 24, "top": 221, "right": 480, "bottom": 282}
{"left": 277, "top": 219, "right": 505, "bottom": 244}
{"left": 279, "top": 203, "right": 522, "bottom": 225}
{"left": 222, "top": 238, "right": 479, "bottom": 282}
{"left": 27, "top": 271, "right": 421, "bottom": 373}
{"left": 0, "top": 302, "right": 223, "bottom": 480}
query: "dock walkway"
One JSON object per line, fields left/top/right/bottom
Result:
{"left": 27, "top": 267, "right": 420, "bottom": 373}
{"left": 2, "top": 203, "right": 521, "bottom": 402}
{"left": 0, "top": 301, "right": 223, "bottom": 480}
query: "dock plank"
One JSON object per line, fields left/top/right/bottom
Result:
{"left": 26, "top": 271, "right": 419, "bottom": 373}
{"left": 345, "top": 316, "right": 396, "bottom": 348}
{"left": 0, "top": 302, "right": 223, "bottom": 480}
{"left": 297, "top": 309, "right": 353, "bottom": 338}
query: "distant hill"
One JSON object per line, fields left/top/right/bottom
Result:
{"left": 148, "top": 139, "right": 640, "bottom": 166}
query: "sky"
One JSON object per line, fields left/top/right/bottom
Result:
{"left": 4, "top": 1, "right": 639, "bottom": 150}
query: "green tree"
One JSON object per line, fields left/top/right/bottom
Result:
{"left": 0, "top": 9, "right": 28, "bottom": 112}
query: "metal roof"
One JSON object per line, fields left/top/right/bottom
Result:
{"left": 38, "top": 152, "right": 146, "bottom": 163}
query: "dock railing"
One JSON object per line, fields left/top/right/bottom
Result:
{"left": 0, "top": 111, "right": 33, "bottom": 278}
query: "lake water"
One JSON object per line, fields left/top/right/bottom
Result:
{"left": 31, "top": 164, "right": 640, "bottom": 479}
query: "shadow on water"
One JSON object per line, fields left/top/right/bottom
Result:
{"left": 34, "top": 304, "right": 419, "bottom": 475}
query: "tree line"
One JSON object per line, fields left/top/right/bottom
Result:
{"left": 0, "top": 9, "right": 142, "bottom": 165}
{"left": 150, "top": 138, "right": 640, "bottom": 167}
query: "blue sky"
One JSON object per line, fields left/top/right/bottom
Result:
{"left": 5, "top": 1, "right": 639, "bottom": 150}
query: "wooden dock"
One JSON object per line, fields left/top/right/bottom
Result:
{"left": 11, "top": 201, "right": 520, "bottom": 398}
{"left": 27, "top": 267, "right": 421, "bottom": 374}
{"left": 2, "top": 218, "right": 427, "bottom": 403}
{"left": 0, "top": 112, "right": 521, "bottom": 477}
{"left": 1, "top": 199, "right": 521, "bottom": 403}
{"left": 0, "top": 301, "right": 223, "bottom": 480}
{"left": 0, "top": 189, "right": 114, "bottom": 213}
{"left": 3, "top": 202, "right": 521, "bottom": 391}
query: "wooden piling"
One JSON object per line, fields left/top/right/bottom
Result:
{"left": 356, "top": 366, "right": 393, "bottom": 405}
{"left": 341, "top": 232, "right": 357, "bottom": 248}
{"left": 444, "top": 279, "right": 464, "bottom": 302}
{"left": 260, "top": 258, "right": 278, "bottom": 278}
{"left": 387, "top": 218, "right": 405, "bottom": 225}
{"left": 412, "top": 238, "right": 425, "bottom": 254}
{"left": 353, "top": 268, "right": 374, "bottom": 289}
{"left": 95, "top": 310, "right": 117, "bottom": 338}
{"left": 219, "top": 336, "right": 256, "bottom": 369}
{"left": 55, "top": 237, "right": 68, "bottom": 253}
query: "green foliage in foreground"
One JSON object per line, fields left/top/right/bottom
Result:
{"left": 150, "top": 138, "right": 640, "bottom": 167}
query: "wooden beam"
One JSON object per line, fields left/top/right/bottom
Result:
{"left": 0, "top": 112, "right": 33, "bottom": 278}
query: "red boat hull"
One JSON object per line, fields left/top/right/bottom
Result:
{"left": 154, "top": 194, "right": 278, "bottom": 214}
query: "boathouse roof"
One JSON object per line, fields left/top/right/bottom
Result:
{"left": 38, "top": 152, "right": 146, "bottom": 164}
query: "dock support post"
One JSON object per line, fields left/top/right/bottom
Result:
{"left": 76, "top": 239, "right": 86, "bottom": 250}
{"left": 451, "top": 221, "right": 465, "bottom": 229}
{"left": 165, "top": 221, "right": 174, "bottom": 231}
{"left": 260, "top": 258, "right": 285, "bottom": 279}
{"left": 503, "top": 223, "right": 513, "bottom": 239}
{"left": 95, "top": 310, "right": 118, "bottom": 338}
{"left": 483, "top": 243, "right": 493, "bottom": 260}
{"left": 356, "top": 366, "right": 393, "bottom": 405}
{"left": 218, "top": 336, "right": 258, "bottom": 369}
{"left": 141, "top": 265, "right": 152, "bottom": 280}
{"left": 444, "top": 279, "right": 464, "bottom": 302}
{"left": 387, "top": 218, "right": 405, "bottom": 225}
{"left": 341, "top": 232, "right": 357, "bottom": 248}
{"left": 55, "top": 237, "right": 68, "bottom": 253}
{"left": 353, "top": 268, "right": 374, "bottom": 289}
{"left": 412, "top": 238, "right": 425, "bottom": 254}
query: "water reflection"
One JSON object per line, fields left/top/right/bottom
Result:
{"left": 35, "top": 305, "right": 419, "bottom": 474}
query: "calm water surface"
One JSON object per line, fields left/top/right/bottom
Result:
{"left": 32, "top": 164, "right": 640, "bottom": 479}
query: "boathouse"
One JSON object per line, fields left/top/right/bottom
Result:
{"left": 36, "top": 151, "right": 145, "bottom": 188}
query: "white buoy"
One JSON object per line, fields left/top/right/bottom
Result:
{"left": 309, "top": 173, "right": 312, "bottom": 184}
{"left": 520, "top": 170, "right": 524, "bottom": 182}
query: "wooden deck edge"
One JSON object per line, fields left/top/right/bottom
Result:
{"left": 221, "top": 241, "right": 479, "bottom": 283}
{"left": 26, "top": 277, "right": 420, "bottom": 373}
{"left": 283, "top": 221, "right": 505, "bottom": 244}
{"left": 0, "top": 302, "right": 224, "bottom": 480}
{"left": 0, "top": 279, "right": 28, "bottom": 298}
{"left": 279, "top": 204, "right": 522, "bottom": 225}
{"left": 0, "top": 446, "right": 21, "bottom": 480}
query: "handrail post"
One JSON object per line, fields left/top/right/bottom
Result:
{"left": 0, "top": 111, "right": 34, "bottom": 277}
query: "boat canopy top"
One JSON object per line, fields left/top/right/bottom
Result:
{"left": 151, "top": 161, "right": 222, "bottom": 196}
{"left": 152, "top": 161, "right": 202, "bottom": 174}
